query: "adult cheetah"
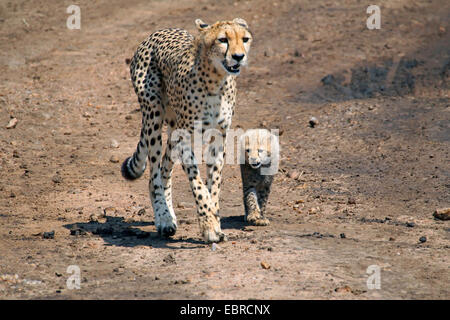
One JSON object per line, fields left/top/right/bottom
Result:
{"left": 121, "top": 18, "right": 253, "bottom": 243}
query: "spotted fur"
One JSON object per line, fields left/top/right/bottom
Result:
{"left": 122, "top": 19, "right": 253, "bottom": 243}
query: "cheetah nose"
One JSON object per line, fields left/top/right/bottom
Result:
{"left": 232, "top": 53, "right": 245, "bottom": 62}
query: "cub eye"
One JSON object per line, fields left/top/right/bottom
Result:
{"left": 218, "top": 38, "right": 228, "bottom": 44}
{"left": 245, "top": 149, "right": 250, "bottom": 153}
{"left": 243, "top": 37, "right": 250, "bottom": 43}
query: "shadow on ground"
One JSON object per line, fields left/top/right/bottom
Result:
{"left": 63, "top": 216, "right": 205, "bottom": 249}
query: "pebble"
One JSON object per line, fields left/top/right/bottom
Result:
{"left": 110, "top": 139, "right": 119, "bottom": 148}
{"left": 406, "top": 222, "right": 415, "bottom": 228}
{"left": 340, "top": 233, "right": 346, "bottom": 239}
{"left": 260, "top": 261, "right": 270, "bottom": 269}
{"left": 43, "top": 231, "right": 55, "bottom": 239}
{"left": 6, "top": 118, "right": 18, "bottom": 129}
{"left": 347, "top": 198, "right": 356, "bottom": 205}
{"left": 419, "top": 236, "right": 427, "bottom": 243}
{"left": 288, "top": 170, "right": 299, "bottom": 180}
{"left": 335, "top": 285, "right": 352, "bottom": 293}
{"left": 433, "top": 208, "right": 450, "bottom": 221}
{"left": 52, "top": 175, "right": 62, "bottom": 184}
{"left": 309, "top": 117, "right": 318, "bottom": 128}
{"left": 110, "top": 155, "right": 119, "bottom": 163}
{"left": 163, "top": 254, "right": 176, "bottom": 264}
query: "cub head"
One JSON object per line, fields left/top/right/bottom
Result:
{"left": 195, "top": 18, "right": 252, "bottom": 76}
{"left": 241, "top": 129, "right": 277, "bottom": 169}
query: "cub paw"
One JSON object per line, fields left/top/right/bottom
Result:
{"left": 246, "top": 213, "right": 270, "bottom": 226}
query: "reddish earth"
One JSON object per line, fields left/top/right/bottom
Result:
{"left": 0, "top": 0, "right": 449, "bottom": 299}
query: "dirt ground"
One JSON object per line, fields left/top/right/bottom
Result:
{"left": 0, "top": 0, "right": 449, "bottom": 300}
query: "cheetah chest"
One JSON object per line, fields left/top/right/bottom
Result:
{"left": 201, "top": 94, "right": 234, "bottom": 131}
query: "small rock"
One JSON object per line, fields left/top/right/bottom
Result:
{"left": 125, "top": 115, "right": 132, "bottom": 120}
{"left": 288, "top": 170, "right": 299, "bottom": 180}
{"left": 321, "top": 74, "right": 335, "bottom": 85}
{"left": 103, "top": 207, "right": 116, "bottom": 216}
{"left": 110, "top": 155, "right": 119, "bottom": 163}
{"left": 309, "top": 117, "right": 318, "bottom": 128}
{"left": 163, "top": 254, "right": 176, "bottom": 264}
{"left": 125, "top": 58, "right": 131, "bottom": 65}
{"left": 70, "top": 228, "right": 86, "bottom": 236}
{"left": 52, "top": 175, "right": 62, "bottom": 184}
{"left": 347, "top": 198, "right": 356, "bottom": 205}
{"left": 6, "top": 118, "right": 18, "bottom": 129}
{"left": 433, "top": 208, "right": 450, "bottom": 221}
{"left": 419, "top": 236, "right": 427, "bottom": 243}
{"left": 89, "top": 213, "right": 105, "bottom": 223}
{"left": 340, "top": 233, "right": 346, "bottom": 239}
{"left": 43, "top": 231, "right": 55, "bottom": 239}
{"left": 335, "top": 285, "right": 352, "bottom": 293}
{"left": 260, "top": 261, "right": 270, "bottom": 269}
{"left": 137, "top": 208, "right": 146, "bottom": 215}
{"left": 406, "top": 222, "right": 415, "bottom": 228}
{"left": 389, "top": 237, "right": 395, "bottom": 241}
{"left": 110, "top": 139, "right": 119, "bottom": 148}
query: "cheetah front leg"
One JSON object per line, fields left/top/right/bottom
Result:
{"left": 206, "top": 139, "right": 225, "bottom": 216}
{"left": 243, "top": 188, "right": 268, "bottom": 226}
{"left": 178, "top": 140, "right": 226, "bottom": 243}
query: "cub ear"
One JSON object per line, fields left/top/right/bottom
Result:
{"left": 233, "top": 18, "right": 248, "bottom": 29}
{"left": 195, "top": 19, "right": 209, "bottom": 31}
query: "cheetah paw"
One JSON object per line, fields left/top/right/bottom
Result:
{"left": 246, "top": 214, "right": 270, "bottom": 226}
{"left": 157, "top": 217, "right": 178, "bottom": 238}
{"left": 203, "top": 229, "right": 227, "bottom": 243}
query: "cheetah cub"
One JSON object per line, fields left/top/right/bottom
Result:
{"left": 240, "top": 129, "right": 279, "bottom": 226}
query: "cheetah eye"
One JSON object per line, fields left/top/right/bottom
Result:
{"left": 243, "top": 37, "right": 250, "bottom": 43}
{"left": 245, "top": 149, "right": 250, "bottom": 153}
{"left": 218, "top": 38, "right": 228, "bottom": 44}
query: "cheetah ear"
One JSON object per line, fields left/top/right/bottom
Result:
{"left": 233, "top": 18, "right": 248, "bottom": 29}
{"left": 195, "top": 19, "right": 209, "bottom": 31}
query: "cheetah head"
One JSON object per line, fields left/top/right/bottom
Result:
{"left": 195, "top": 18, "right": 252, "bottom": 76}
{"left": 241, "top": 129, "right": 276, "bottom": 169}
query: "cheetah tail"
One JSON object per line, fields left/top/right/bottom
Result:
{"left": 121, "top": 154, "right": 147, "bottom": 180}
